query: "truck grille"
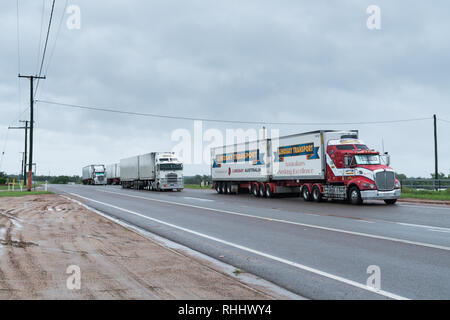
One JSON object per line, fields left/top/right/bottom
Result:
{"left": 167, "top": 173, "right": 178, "bottom": 183}
{"left": 375, "top": 170, "right": 395, "bottom": 191}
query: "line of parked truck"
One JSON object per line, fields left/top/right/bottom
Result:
{"left": 82, "top": 152, "right": 184, "bottom": 191}
{"left": 82, "top": 130, "right": 401, "bottom": 204}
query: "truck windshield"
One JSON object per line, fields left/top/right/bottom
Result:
{"left": 159, "top": 163, "right": 183, "bottom": 171}
{"left": 354, "top": 155, "right": 381, "bottom": 165}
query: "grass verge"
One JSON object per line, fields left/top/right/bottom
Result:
{"left": 0, "top": 191, "right": 53, "bottom": 198}
{"left": 184, "top": 184, "right": 212, "bottom": 189}
{"left": 401, "top": 188, "right": 450, "bottom": 201}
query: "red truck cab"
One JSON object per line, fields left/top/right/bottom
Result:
{"left": 325, "top": 138, "right": 401, "bottom": 204}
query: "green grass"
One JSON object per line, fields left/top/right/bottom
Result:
{"left": 0, "top": 191, "right": 53, "bottom": 198}
{"left": 401, "top": 188, "right": 450, "bottom": 201}
{"left": 0, "top": 182, "right": 45, "bottom": 190}
{"left": 184, "top": 184, "right": 213, "bottom": 189}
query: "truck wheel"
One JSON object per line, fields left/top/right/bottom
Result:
{"left": 349, "top": 186, "right": 363, "bottom": 205}
{"left": 301, "top": 186, "right": 312, "bottom": 202}
{"left": 215, "top": 183, "right": 221, "bottom": 193}
{"left": 384, "top": 199, "right": 397, "bottom": 205}
{"left": 265, "top": 184, "right": 274, "bottom": 198}
{"left": 252, "top": 184, "right": 259, "bottom": 197}
{"left": 220, "top": 183, "right": 227, "bottom": 194}
{"left": 258, "top": 183, "right": 265, "bottom": 197}
{"left": 226, "top": 183, "right": 233, "bottom": 194}
{"left": 312, "top": 186, "right": 322, "bottom": 202}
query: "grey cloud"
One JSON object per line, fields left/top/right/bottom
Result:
{"left": 1, "top": 0, "right": 449, "bottom": 176}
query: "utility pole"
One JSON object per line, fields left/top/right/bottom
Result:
{"left": 8, "top": 120, "right": 29, "bottom": 186}
{"left": 18, "top": 74, "right": 45, "bottom": 191}
{"left": 20, "top": 152, "right": 24, "bottom": 183}
{"left": 434, "top": 114, "right": 439, "bottom": 190}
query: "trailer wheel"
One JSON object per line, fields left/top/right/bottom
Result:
{"left": 301, "top": 186, "right": 312, "bottom": 202}
{"left": 349, "top": 186, "right": 363, "bottom": 205}
{"left": 220, "top": 183, "right": 227, "bottom": 194}
{"left": 252, "top": 184, "right": 259, "bottom": 197}
{"left": 226, "top": 183, "right": 233, "bottom": 194}
{"left": 384, "top": 199, "right": 397, "bottom": 205}
{"left": 258, "top": 183, "right": 265, "bottom": 197}
{"left": 265, "top": 184, "right": 274, "bottom": 198}
{"left": 312, "top": 186, "right": 322, "bottom": 202}
{"left": 215, "top": 183, "right": 221, "bottom": 193}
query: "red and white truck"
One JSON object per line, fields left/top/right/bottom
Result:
{"left": 211, "top": 130, "right": 401, "bottom": 205}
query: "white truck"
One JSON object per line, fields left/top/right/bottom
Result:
{"left": 82, "top": 164, "right": 107, "bottom": 185}
{"left": 106, "top": 163, "right": 121, "bottom": 185}
{"left": 211, "top": 130, "right": 401, "bottom": 205}
{"left": 120, "top": 152, "right": 184, "bottom": 191}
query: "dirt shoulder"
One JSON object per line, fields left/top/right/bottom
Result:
{"left": 0, "top": 194, "right": 289, "bottom": 300}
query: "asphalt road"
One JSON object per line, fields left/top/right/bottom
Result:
{"left": 49, "top": 184, "right": 450, "bottom": 300}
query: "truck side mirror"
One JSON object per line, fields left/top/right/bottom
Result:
{"left": 344, "top": 155, "right": 354, "bottom": 168}
{"left": 382, "top": 152, "right": 390, "bottom": 166}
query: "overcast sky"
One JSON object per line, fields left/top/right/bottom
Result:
{"left": 1, "top": 0, "right": 449, "bottom": 177}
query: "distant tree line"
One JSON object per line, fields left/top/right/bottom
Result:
{"left": 184, "top": 175, "right": 212, "bottom": 185}
{"left": 0, "top": 171, "right": 81, "bottom": 185}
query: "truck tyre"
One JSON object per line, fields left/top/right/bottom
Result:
{"left": 252, "top": 184, "right": 259, "bottom": 197}
{"left": 265, "top": 184, "right": 274, "bottom": 198}
{"left": 258, "top": 183, "right": 265, "bottom": 197}
{"left": 349, "top": 186, "right": 363, "bottom": 205}
{"left": 384, "top": 199, "right": 397, "bottom": 205}
{"left": 215, "top": 183, "right": 221, "bottom": 193}
{"left": 302, "top": 186, "right": 312, "bottom": 202}
{"left": 226, "top": 183, "right": 232, "bottom": 194}
{"left": 220, "top": 183, "right": 227, "bottom": 194}
{"left": 312, "top": 186, "right": 322, "bottom": 202}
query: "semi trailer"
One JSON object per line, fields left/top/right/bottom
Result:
{"left": 106, "top": 163, "right": 121, "bottom": 185}
{"left": 82, "top": 164, "right": 107, "bottom": 185}
{"left": 120, "top": 152, "right": 184, "bottom": 191}
{"left": 211, "top": 130, "right": 401, "bottom": 205}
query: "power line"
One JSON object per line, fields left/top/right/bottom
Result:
{"left": 35, "top": 0, "right": 56, "bottom": 96}
{"left": 16, "top": 0, "right": 23, "bottom": 119}
{"left": 36, "top": 100, "right": 433, "bottom": 126}
{"left": 438, "top": 118, "right": 450, "bottom": 123}
{"left": 16, "top": 0, "right": 21, "bottom": 74}
{"left": 35, "top": 0, "right": 46, "bottom": 75}
{"left": 36, "top": 0, "right": 69, "bottom": 100}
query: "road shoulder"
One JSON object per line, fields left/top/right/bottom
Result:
{"left": 0, "top": 194, "right": 296, "bottom": 299}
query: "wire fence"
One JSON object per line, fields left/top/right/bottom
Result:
{"left": 401, "top": 179, "right": 450, "bottom": 190}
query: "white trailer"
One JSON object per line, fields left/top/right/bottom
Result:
{"left": 211, "top": 130, "right": 401, "bottom": 205}
{"left": 106, "top": 163, "right": 120, "bottom": 185}
{"left": 82, "top": 164, "right": 107, "bottom": 185}
{"left": 120, "top": 152, "right": 184, "bottom": 191}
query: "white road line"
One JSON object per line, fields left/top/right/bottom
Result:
{"left": 67, "top": 192, "right": 408, "bottom": 300}
{"left": 183, "top": 197, "right": 214, "bottom": 202}
{"left": 396, "top": 222, "right": 450, "bottom": 232}
{"left": 96, "top": 189, "right": 450, "bottom": 252}
{"left": 399, "top": 204, "right": 450, "bottom": 211}
{"left": 428, "top": 229, "right": 450, "bottom": 234}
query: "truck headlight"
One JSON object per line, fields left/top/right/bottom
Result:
{"left": 363, "top": 183, "right": 375, "bottom": 189}
{"left": 395, "top": 180, "right": 401, "bottom": 189}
